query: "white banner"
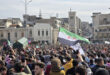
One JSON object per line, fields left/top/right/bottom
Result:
{"left": 71, "top": 43, "right": 85, "bottom": 55}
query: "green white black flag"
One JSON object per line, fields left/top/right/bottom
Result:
{"left": 58, "top": 27, "right": 90, "bottom": 46}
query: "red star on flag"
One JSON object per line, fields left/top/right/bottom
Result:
{"left": 73, "top": 38, "right": 76, "bottom": 40}
{"left": 68, "top": 36, "right": 70, "bottom": 39}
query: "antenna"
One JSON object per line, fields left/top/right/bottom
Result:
{"left": 56, "top": 13, "right": 59, "bottom": 18}
{"left": 70, "top": 8, "right": 72, "bottom": 12}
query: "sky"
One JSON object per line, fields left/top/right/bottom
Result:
{"left": 0, "top": 0, "right": 110, "bottom": 23}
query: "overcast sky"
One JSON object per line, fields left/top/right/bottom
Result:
{"left": 0, "top": 0, "right": 110, "bottom": 23}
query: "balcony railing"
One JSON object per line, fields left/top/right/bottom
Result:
{"left": 99, "top": 24, "right": 110, "bottom": 27}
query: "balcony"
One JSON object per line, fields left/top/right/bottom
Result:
{"left": 97, "top": 31, "right": 110, "bottom": 33}
{"left": 99, "top": 24, "right": 110, "bottom": 27}
{"left": 0, "top": 25, "right": 5, "bottom": 28}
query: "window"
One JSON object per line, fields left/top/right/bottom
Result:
{"left": 1, "top": 33, "right": 3, "bottom": 37}
{"left": 103, "top": 18, "right": 107, "bottom": 24}
{"left": 21, "top": 32, "right": 24, "bottom": 37}
{"left": 55, "top": 21, "right": 57, "bottom": 24}
{"left": 42, "top": 31, "right": 44, "bottom": 36}
{"left": 8, "top": 33, "right": 10, "bottom": 41}
{"left": 38, "top": 30, "right": 40, "bottom": 36}
{"left": 12, "top": 20, "right": 17, "bottom": 24}
{"left": 70, "top": 16, "right": 74, "bottom": 19}
{"left": 29, "top": 30, "right": 32, "bottom": 36}
{"left": 46, "top": 31, "right": 48, "bottom": 36}
{"left": 15, "top": 32, "right": 17, "bottom": 38}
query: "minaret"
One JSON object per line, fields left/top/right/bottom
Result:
{"left": 39, "top": 9, "right": 42, "bottom": 18}
{"left": 56, "top": 13, "right": 59, "bottom": 18}
{"left": 70, "top": 8, "right": 72, "bottom": 12}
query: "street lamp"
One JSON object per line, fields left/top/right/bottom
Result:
{"left": 25, "top": 0, "right": 32, "bottom": 14}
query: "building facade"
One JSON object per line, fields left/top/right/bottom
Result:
{"left": 0, "top": 27, "right": 33, "bottom": 43}
{"left": 68, "top": 11, "right": 82, "bottom": 35}
{"left": 0, "top": 23, "right": 56, "bottom": 45}
{"left": 23, "top": 15, "right": 39, "bottom": 27}
{"left": 0, "top": 11, "right": 85, "bottom": 45}
{"left": 92, "top": 12, "right": 110, "bottom": 41}
{"left": 0, "top": 18, "right": 23, "bottom": 28}
{"left": 0, "top": 19, "right": 7, "bottom": 28}
{"left": 33, "top": 23, "right": 53, "bottom": 44}
{"left": 23, "top": 14, "right": 61, "bottom": 29}
{"left": 6, "top": 18, "right": 23, "bottom": 27}
{"left": 0, "top": 16, "right": 60, "bottom": 45}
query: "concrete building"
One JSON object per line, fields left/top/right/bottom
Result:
{"left": 23, "top": 15, "right": 40, "bottom": 27}
{"left": 33, "top": 23, "right": 53, "bottom": 44}
{"left": 58, "top": 11, "right": 82, "bottom": 35}
{"left": 0, "top": 16, "right": 60, "bottom": 45}
{"left": 68, "top": 11, "right": 82, "bottom": 35}
{"left": 92, "top": 12, "right": 110, "bottom": 41}
{"left": 0, "top": 23, "right": 57, "bottom": 45}
{"left": 0, "top": 19, "right": 7, "bottom": 28}
{"left": 6, "top": 18, "right": 23, "bottom": 27}
{"left": 0, "top": 18, "right": 23, "bottom": 28}
{"left": 36, "top": 17, "right": 55, "bottom": 28}
{"left": 36, "top": 17, "right": 61, "bottom": 28}
{"left": 23, "top": 14, "right": 61, "bottom": 28}
{"left": 0, "top": 11, "right": 83, "bottom": 45}
{"left": 59, "top": 18, "right": 69, "bottom": 30}
{"left": 0, "top": 27, "right": 33, "bottom": 43}
{"left": 23, "top": 11, "right": 82, "bottom": 38}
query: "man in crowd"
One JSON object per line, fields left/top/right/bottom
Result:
{"left": 0, "top": 43, "right": 110, "bottom": 75}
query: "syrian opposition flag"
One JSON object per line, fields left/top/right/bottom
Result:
{"left": 58, "top": 27, "right": 90, "bottom": 46}
{"left": 58, "top": 27, "right": 90, "bottom": 55}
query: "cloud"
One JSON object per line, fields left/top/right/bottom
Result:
{"left": 0, "top": 0, "right": 110, "bottom": 22}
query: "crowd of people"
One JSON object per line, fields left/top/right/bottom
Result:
{"left": 0, "top": 43, "right": 110, "bottom": 75}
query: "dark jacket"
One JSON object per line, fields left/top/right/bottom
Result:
{"left": 66, "top": 67, "right": 75, "bottom": 75}
{"left": 13, "top": 65, "right": 32, "bottom": 75}
{"left": 92, "top": 65, "right": 105, "bottom": 75}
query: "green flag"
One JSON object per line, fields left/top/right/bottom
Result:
{"left": 18, "top": 37, "right": 28, "bottom": 48}
{"left": 58, "top": 27, "right": 90, "bottom": 46}
{"left": 7, "top": 40, "right": 11, "bottom": 46}
{"left": 36, "top": 45, "right": 39, "bottom": 48}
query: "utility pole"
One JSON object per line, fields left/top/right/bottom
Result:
{"left": 24, "top": 0, "right": 32, "bottom": 27}
{"left": 25, "top": 0, "right": 27, "bottom": 14}
{"left": 24, "top": 0, "right": 32, "bottom": 15}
